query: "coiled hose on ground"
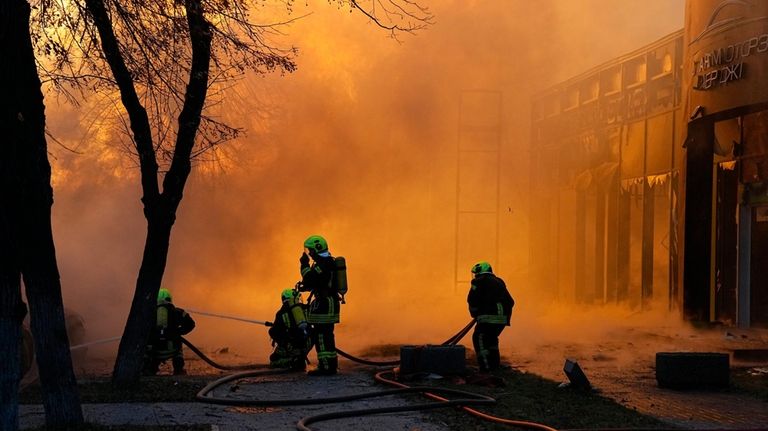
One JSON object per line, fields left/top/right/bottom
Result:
{"left": 189, "top": 319, "right": 558, "bottom": 431}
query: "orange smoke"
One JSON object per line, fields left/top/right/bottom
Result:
{"left": 44, "top": 0, "right": 685, "bottom": 360}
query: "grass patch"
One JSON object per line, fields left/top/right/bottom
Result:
{"left": 20, "top": 376, "right": 212, "bottom": 404}
{"left": 415, "top": 369, "right": 669, "bottom": 430}
{"left": 730, "top": 367, "right": 768, "bottom": 401}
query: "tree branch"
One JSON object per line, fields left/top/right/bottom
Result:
{"left": 83, "top": 0, "right": 160, "bottom": 205}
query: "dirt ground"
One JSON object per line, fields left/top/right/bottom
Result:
{"left": 503, "top": 324, "right": 768, "bottom": 429}
{"left": 18, "top": 324, "right": 768, "bottom": 430}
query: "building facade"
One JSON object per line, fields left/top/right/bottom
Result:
{"left": 529, "top": 1, "right": 768, "bottom": 327}
{"left": 530, "top": 31, "right": 684, "bottom": 310}
{"left": 683, "top": 0, "right": 768, "bottom": 327}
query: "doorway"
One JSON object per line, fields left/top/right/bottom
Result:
{"left": 714, "top": 163, "right": 738, "bottom": 324}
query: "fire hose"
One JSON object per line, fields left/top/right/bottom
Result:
{"left": 335, "top": 319, "right": 477, "bottom": 367}
{"left": 187, "top": 316, "right": 558, "bottom": 431}
{"left": 196, "top": 367, "right": 496, "bottom": 431}
{"left": 40, "top": 308, "right": 556, "bottom": 430}
{"left": 183, "top": 308, "right": 273, "bottom": 327}
{"left": 180, "top": 337, "right": 268, "bottom": 370}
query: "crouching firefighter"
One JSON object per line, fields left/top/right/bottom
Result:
{"left": 297, "top": 235, "right": 347, "bottom": 376}
{"left": 467, "top": 262, "right": 514, "bottom": 373}
{"left": 268, "top": 289, "right": 312, "bottom": 370}
{"left": 144, "top": 288, "right": 196, "bottom": 375}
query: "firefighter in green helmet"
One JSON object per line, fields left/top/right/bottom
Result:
{"left": 297, "top": 235, "right": 340, "bottom": 376}
{"left": 144, "top": 288, "right": 196, "bottom": 375}
{"left": 467, "top": 262, "right": 514, "bottom": 373}
{"left": 268, "top": 289, "right": 312, "bottom": 370}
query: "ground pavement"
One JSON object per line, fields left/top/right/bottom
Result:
{"left": 20, "top": 363, "right": 446, "bottom": 431}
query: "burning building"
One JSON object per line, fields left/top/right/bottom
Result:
{"left": 529, "top": 0, "right": 768, "bottom": 328}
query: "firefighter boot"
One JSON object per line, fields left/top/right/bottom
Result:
{"left": 172, "top": 356, "right": 186, "bottom": 375}
{"left": 308, "top": 356, "right": 337, "bottom": 376}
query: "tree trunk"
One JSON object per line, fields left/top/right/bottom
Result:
{"left": 91, "top": 0, "right": 213, "bottom": 385}
{"left": 24, "top": 273, "right": 83, "bottom": 427}
{"left": 0, "top": 4, "right": 25, "bottom": 429}
{"left": 0, "top": 275, "right": 24, "bottom": 431}
{"left": 112, "top": 217, "right": 174, "bottom": 385}
{"left": 0, "top": 0, "right": 83, "bottom": 427}
{"left": 81, "top": 0, "right": 165, "bottom": 386}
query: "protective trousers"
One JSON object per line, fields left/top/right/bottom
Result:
{"left": 311, "top": 323, "right": 338, "bottom": 371}
{"left": 270, "top": 344, "right": 307, "bottom": 370}
{"left": 472, "top": 323, "right": 504, "bottom": 372}
{"left": 144, "top": 345, "right": 185, "bottom": 375}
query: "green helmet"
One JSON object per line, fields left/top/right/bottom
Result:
{"left": 157, "top": 288, "right": 172, "bottom": 304}
{"left": 303, "top": 235, "right": 329, "bottom": 254}
{"left": 281, "top": 289, "right": 297, "bottom": 303}
{"left": 471, "top": 261, "right": 493, "bottom": 275}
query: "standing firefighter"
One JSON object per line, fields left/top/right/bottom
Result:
{"left": 144, "top": 288, "right": 196, "bottom": 375}
{"left": 467, "top": 262, "right": 514, "bottom": 372}
{"left": 268, "top": 289, "right": 312, "bottom": 370}
{"left": 298, "top": 235, "right": 345, "bottom": 376}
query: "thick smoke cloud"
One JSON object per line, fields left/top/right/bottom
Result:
{"left": 46, "top": 0, "right": 685, "bottom": 360}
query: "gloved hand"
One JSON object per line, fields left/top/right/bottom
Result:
{"left": 300, "top": 252, "right": 310, "bottom": 267}
{"left": 298, "top": 322, "right": 309, "bottom": 337}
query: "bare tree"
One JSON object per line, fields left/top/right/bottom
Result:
{"left": 35, "top": 0, "right": 432, "bottom": 385}
{"left": 0, "top": 0, "right": 83, "bottom": 427}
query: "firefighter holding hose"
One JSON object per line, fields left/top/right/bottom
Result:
{"left": 297, "top": 235, "right": 346, "bottom": 376}
{"left": 467, "top": 261, "right": 514, "bottom": 373}
{"left": 268, "top": 289, "right": 312, "bottom": 370}
{"left": 144, "top": 288, "right": 196, "bottom": 375}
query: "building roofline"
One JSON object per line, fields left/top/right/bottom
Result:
{"left": 532, "top": 28, "right": 684, "bottom": 101}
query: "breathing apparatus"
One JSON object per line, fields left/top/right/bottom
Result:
{"left": 332, "top": 256, "right": 348, "bottom": 304}
{"left": 284, "top": 288, "right": 309, "bottom": 336}
{"left": 156, "top": 288, "right": 173, "bottom": 343}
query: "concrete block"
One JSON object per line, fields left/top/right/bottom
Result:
{"left": 656, "top": 352, "right": 729, "bottom": 389}
{"left": 400, "top": 345, "right": 466, "bottom": 375}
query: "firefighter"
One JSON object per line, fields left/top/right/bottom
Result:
{"left": 144, "top": 288, "right": 196, "bottom": 376}
{"left": 268, "top": 289, "right": 311, "bottom": 370}
{"left": 297, "top": 235, "right": 340, "bottom": 376}
{"left": 467, "top": 261, "right": 514, "bottom": 373}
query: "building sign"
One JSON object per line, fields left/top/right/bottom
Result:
{"left": 685, "top": 0, "right": 768, "bottom": 115}
{"left": 693, "top": 60, "right": 744, "bottom": 90}
{"left": 692, "top": 34, "right": 768, "bottom": 90}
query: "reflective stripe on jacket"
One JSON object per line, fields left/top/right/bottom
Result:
{"left": 307, "top": 296, "right": 340, "bottom": 324}
{"left": 477, "top": 302, "right": 510, "bottom": 324}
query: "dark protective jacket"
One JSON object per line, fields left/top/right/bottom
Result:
{"left": 299, "top": 254, "right": 340, "bottom": 324}
{"left": 150, "top": 303, "right": 196, "bottom": 358}
{"left": 467, "top": 273, "right": 514, "bottom": 325}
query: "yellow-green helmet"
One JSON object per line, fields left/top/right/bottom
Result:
{"left": 471, "top": 261, "right": 493, "bottom": 275}
{"left": 281, "top": 289, "right": 297, "bottom": 303}
{"left": 157, "top": 288, "right": 172, "bottom": 304}
{"left": 303, "top": 235, "right": 328, "bottom": 254}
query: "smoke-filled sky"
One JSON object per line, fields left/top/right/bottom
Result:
{"left": 45, "top": 0, "right": 685, "bottom": 358}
